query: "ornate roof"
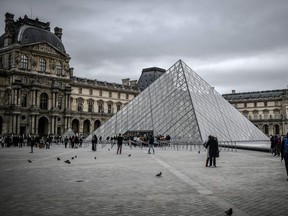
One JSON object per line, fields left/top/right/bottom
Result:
{"left": 0, "top": 13, "right": 66, "bottom": 54}
{"left": 222, "top": 89, "right": 287, "bottom": 101}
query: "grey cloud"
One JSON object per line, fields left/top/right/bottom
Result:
{"left": 1, "top": 0, "right": 288, "bottom": 94}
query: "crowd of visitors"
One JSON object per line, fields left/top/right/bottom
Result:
{"left": 0, "top": 134, "right": 84, "bottom": 150}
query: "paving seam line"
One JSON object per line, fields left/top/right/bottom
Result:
{"left": 149, "top": 154, "right": 250, "bottom": 216}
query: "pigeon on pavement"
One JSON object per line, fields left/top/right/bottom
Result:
{"left": 28, "top": 159, "right": 32, "bottom": 163}
{"left": 64, "top": 160, "right": 71, "bottom": 164}
{"left": 156, "top": 172, "right": 162, "bottom": 177}
{"left": 225, "top": 208, "right": 233, "bottom": 215}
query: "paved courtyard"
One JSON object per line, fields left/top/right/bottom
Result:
{"left": 0, "top": 143, "right": 287, "bottom": 216}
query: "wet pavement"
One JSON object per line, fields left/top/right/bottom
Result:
{"left": 0, "top": 143, "right": 287, "bottom": 216}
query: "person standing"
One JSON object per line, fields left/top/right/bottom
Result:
{"left": 30, "top": 135, "right": 35, "bottom": 153}
{"left": 281, "top": 133, "right": 288, "bottom": 181}
{"left": 148, "top": 135, "right": 155, "bottom": 154}
{"left": 206, "top": 135, "right": 219, "bottom": 167}
{"left": 92, "top": 135, "right": 98, "bottom": 151}
{"left": 203, "top": 140, "right": 210, "bottom": 167}
{"left": 64, "top": 136, "right": 68, "bottom": 148}
{"left": 117, "top": 134, "right": 124, "bottom": 154}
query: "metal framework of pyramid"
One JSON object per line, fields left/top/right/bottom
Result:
{"left": 88, "top": 60, "right": 269, "bottom": 146}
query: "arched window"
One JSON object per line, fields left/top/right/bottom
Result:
{"left": 40, "top": 93, "right": 49, "bottom": 110}
{"left": 39, "top": 58, "right": 46, "bottom": 72}
{"left": 56, "top": 62, "right": 62, "bottom": 75}
{"left": 21, "top": 54, "right": 28, "bottom": 69}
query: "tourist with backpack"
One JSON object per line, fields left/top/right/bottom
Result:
{"left": 281, "top": 133, "right": 288, "bottom": 181}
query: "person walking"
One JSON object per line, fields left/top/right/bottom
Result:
{"left": 148, "top": 135, "right": 155, "bottom": 154}
{"left": 117, "top": 134, "right": 124, "bottom": 154}
{"left": 206, "top": 135, "right": 219, "bottom": 167}
{"left": 281, "top": 133, "right": 288, "bottom": 181}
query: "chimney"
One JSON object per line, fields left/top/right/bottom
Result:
{"left": 122, "top": 78, "right": 130, "bottom": 86}
{"left": 4, "top": 12, "right": 14, "bottom": 46}
{"left": 54, "top": 27, "right": 62, "bottom": 40}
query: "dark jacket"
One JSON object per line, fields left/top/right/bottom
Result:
{"left": 206, "top": 137, "right": 219, "bottom": 157}
{"left": 117, "top": 136, "right": 123, "bottom": 145}
{"left": 281, "top": 136, "right": 288, "bottom": 159}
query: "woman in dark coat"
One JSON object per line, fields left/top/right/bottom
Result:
{"left": 206, "top": 135, "right": 219, "bottom": 167}
{"left": 92, "top": 135, "right": 98, "bottom": 151}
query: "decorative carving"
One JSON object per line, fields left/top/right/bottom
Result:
{"left": 15, "top": 53, "right": 20, "bottom": 65}
{"left": 31, "top": 55, "right": 38, "bottom": 68}
{"left": 33, "top": 44, "right": 56, "bottom": 54}
{"left": 49, "top": 59, "right": 55, "bottom": 70}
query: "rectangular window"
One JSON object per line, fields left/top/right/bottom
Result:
{"left": 56, "top": 62, "right": 62, "bottom": 76}
{"left": 78, "top": 104, "right": 83, "bottom": 112}
{"left": 21, "top": 94, "right": 27, "bottom": 107}
{"left": 79, "top": 87, "right": 82, "bottom": 94}
{"left": 98, "top": 104, "right": 103, "bottom": 113}
{"left": 57, "top": 97, "right": 62, "bottom": 110}
{"left": 118, "top": 92, "right": 121, "bottom": 99}
{"left": 126, "top": 94, "right": 129, "bottom": 100}
{"left": 21, "top": 55, "right": 28, "bottom": 69}
{"left": 253, "top": 112, "right": 258, "bottom": 120}
{"left": 88, "top": 103, "right": 93, "bottom": 112}
{"left": 40, "top": 58, "right": 46, "bottom": 72}
{"left": 109, "top": 91, "right": 112, "bottom": 97}
{"left": 274, "top": 111, "right": 280, "bottom": 119}
{"left": 99, "top": 90, "right": 102, "bottom": 96}
{"left": 89, "top": 88, "right": 93, "bottom": 95}
{"left": 108, "top": 104, "right": 112, "bottom": 114}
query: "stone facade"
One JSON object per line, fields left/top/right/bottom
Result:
{"left": 223, "top": 89, "right": 288, "bottom": 136}
{"left": 0, "top": 13, "right": 139, "bottom": 137}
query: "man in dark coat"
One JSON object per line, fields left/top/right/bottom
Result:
{"left": 206, "top": 135, "right": 219, "bottom": 167}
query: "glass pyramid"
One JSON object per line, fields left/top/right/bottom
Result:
{"left": 88, "top": 60, "right": 269, "bottom": 145}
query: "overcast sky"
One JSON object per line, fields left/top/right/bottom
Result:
{"left": 1, "top": 0, "right": 288, "bottom": 94}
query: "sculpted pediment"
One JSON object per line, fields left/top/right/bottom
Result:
{"left": 32, "top": 42, "right": 65, "bottom": 56}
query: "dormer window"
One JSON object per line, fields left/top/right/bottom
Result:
{"left": 21, "top": 54, "right": 28, "bottom": 69}
{"left": 56, "top": 62, "right": 62, "bottom": 76}
{"left": 39, "top": 58, "right": 46, "bottom": 72}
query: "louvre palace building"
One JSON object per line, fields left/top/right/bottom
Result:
{"left": 223, "top": 89, "right": 288, "bottom": 136}
{"left": 0, "top": 12, "right": 287, "bottom": 139}
{"left": 0, "top": 13, "right": 139, "bottom": 137}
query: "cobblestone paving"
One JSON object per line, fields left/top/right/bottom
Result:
{"left": 0, "top": 144, "right": 287, "bottom": 216}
